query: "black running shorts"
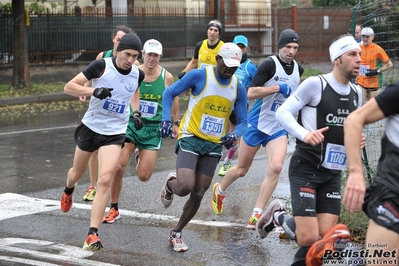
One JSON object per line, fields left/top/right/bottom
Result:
{"left": 289, "top": 153, "right": 341, "bottom": 217}
{"left": 74, "top": 123, "right": 125, "bottom": 152}
{"left": 363, "top": 181, "right": 399, "bottom": 234}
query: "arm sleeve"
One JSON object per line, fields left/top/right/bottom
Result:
{"left": 193, "top": 41, "right": 202, "bottom": 59}
{"left": 82, "top": 59, "right": 106, "bottom": 80}
{"left": 250, "top": 58, "right": 275, "bottom": 87}
{"left": 162, "top": 70, "right": 206, "bottom": 121}
{"left": 276, "top": 94, "right": 310, "bottom": 141}
{"left": 276, "top": 76, "right": 322, "bottom": 141}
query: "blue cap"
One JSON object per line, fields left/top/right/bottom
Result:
{"left": 233, "top": 35, "right": 248, "bottom": 47}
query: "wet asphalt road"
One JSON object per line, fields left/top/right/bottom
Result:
{"left": 0, "top": 103, "right": 298, "bottom": 265}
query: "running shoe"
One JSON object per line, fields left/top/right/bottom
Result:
{"left": 102, "top": 207, "right": 120, "bottom": 224}
{"left": 218, "top": 162, "right": 231, "bottom": 176}
{"left": 82, "top": 186, "right": 97, "bottom": 201}
{"left": 60, "top": 184, "right": 76, "bottom": 212}
{"left": 168, "top": 230, "right": 188, "bottom": 252}
{"left": 256, "top": 199, "right": 285, "bottom": 238}
{"left": 306, "top": 224, "right": 351, "bottom": 266}
{"left": 247, "top": 213, "right": 262, "bottom": 230}
{"left": 82, "top": 233, "right": 104, "bottom": 251}
{"left": 160, "top": 173, "right": 176, "bottom": 208}
{"left": 210, "top": 182, "right": 225, "bottom": 214}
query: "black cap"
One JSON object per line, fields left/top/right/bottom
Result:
{"left": 278, "top": 29, "right": 299, "bottom": 49}
{"left": 116, "top": 33, "right": 142, "bottom": 52}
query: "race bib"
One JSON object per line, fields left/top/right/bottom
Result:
{"left": 359, "top": 65, "right": 370, "bottom": 76}
{"left": 140, "top": 100, "right": 158, "bottom": 118}
{"left": 100, "top": 98, "right": 126, "bottom": 117}
{"left": 200, "top": 114, "right": 224, "bottom": 136}
{"left": 266, "top": 97, "right": 284, "bottom": 115}
{"left": 321, "top": 143, "right": 347, "bottom": 171}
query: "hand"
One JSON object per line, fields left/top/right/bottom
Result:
{"left": 159, "top": 121, "right": 173, "bottom": 138}
{"left": 303, "top": 126, "right": 329, "bottom": 146}
{"left": 278, "top": 84, "right": 292, "bottom": 98}
{"left": 93, "top": 87, "right": 113, "bottom": 100}
{"left": 365, "top": 69, "right": 379, "bottom": 77}
{"left": 178, "top": 71, "right": 186, "bottom": 79}
{"left": 131, "top": 110, "right": 143, "bottom": 130}
{"left": 220, "top": 133, "right": 238, "bottom": 149}
{"left": 342, "top": 172, "right": 366, "bottom": 212}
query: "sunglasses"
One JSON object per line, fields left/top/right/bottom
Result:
{"left": 362, "top": 35, "right": 371, "bottom": 38}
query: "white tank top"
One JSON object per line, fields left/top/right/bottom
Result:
{"left": 250, "top": 56, "right": 300, "bottom": 135}
{"left": 82, "top": 57, "right": 140, "bottom": 135}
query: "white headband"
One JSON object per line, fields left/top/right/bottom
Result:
{"left": 329, "top": 36, "right": 360, "bottom": 63}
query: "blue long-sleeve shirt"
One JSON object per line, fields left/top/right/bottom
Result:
{"left": 162, "top": 67, "right": 248, "bottom": 138}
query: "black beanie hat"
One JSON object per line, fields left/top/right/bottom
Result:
{"left": 116, "top": 33, "right": 142, "bottom": 52}
{"left": 278, "top": 29, "right": 299, "bottom": 49}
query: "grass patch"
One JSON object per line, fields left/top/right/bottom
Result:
{"left": 302, "top": 68, "right": 324, "bottom": 79}
{"left": 0, "top": 82, "right": 65, "bottom": 98}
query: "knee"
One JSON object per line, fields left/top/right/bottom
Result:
{"left": 296, "top": 230, "right": 319, "bottom": 247}
{"left": 137, "top": 173, "right": 151, "bottom": 182}
{"left": 236, "top": 166, "right": 249, "bottom": 177}
{"left": 269, "top": 161, "right": 283, "bottom": 176}
{"left": 96, "top": 175, "right": 112, "bottom": 188}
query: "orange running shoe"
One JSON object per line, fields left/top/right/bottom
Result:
{"left": 306, "top": 224, "right": 351, "bottom": 266}
{"left": 60, "top": 184, "right": 76, "bottom": 212}
{"left": 82, "top": 233, "right": 103, "bottom": 251}
{"left": 102, "top": 207, "right": 121, "bottom": 224}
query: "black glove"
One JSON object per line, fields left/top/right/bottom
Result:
{"left": 365, "top": 69, "right": 379, "bottom": 77}
{"left": 138, "top": 69, "right": 145, "bottom": 87}
{"left": 131, "top": 110, "right": 143, "bottom": 130}
{"left": 220, "top": 133, "right": 238, "bottom": 149}
{"left": 159, "top": 120, "right": 173, "bottom": 138}
{"left": 93, "top": 87, "right": 113, "bottom": 100}
{"left": 178, "top": 71, "right": 186, "bottom": 80}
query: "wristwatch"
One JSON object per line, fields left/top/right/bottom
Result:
{"left": 173, "top": 120, "right": 180, "bottom": 126}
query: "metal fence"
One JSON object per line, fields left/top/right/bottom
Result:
{"left": 0, "top": 3, "right": 355, "bottom": 64}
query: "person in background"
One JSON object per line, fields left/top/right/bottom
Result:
{"left": 60, "top": 33, "right": 143, "bottom": 251}
{"left": 177, "top": 19, "right": 224, "bottom": 79}
{"left": 354, "top": 24, "right": 362, "bottom": 43}
{"left": 218, "top": 34, "right": 257, "bottom": 176}
{"left": 80, "top": 24, "right": 139, "bottom": 202}
{"left": 159, "top": 43, "right": 248, "bottom": 252}
{"left": 356, "top": 27, "right": 392, "bottom": 103}
{"left": 211, "top": 29, "right": 303, "bottom": 231}
{"left": 102, "top": 39, "right": 179, "bottom": 224}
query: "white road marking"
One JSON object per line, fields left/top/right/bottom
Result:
{"left": 0, "top": 125, "right": 77, "bottom": 136}
{"left": 0, "top": 193, "right": 245, "bottom": 228}
{"left": 0, "top": 238, "right": 118, "bottom": 266}
{"left": 0, "top": 193, "right": 244, "bottom": 265}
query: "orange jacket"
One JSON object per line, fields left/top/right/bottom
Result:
{"left": 356, "top": 43, "right": 390, "bottom": 88}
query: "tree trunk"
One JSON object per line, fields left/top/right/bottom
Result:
{"left": 12, "top": 0, "right": 30, "bottom": 88}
